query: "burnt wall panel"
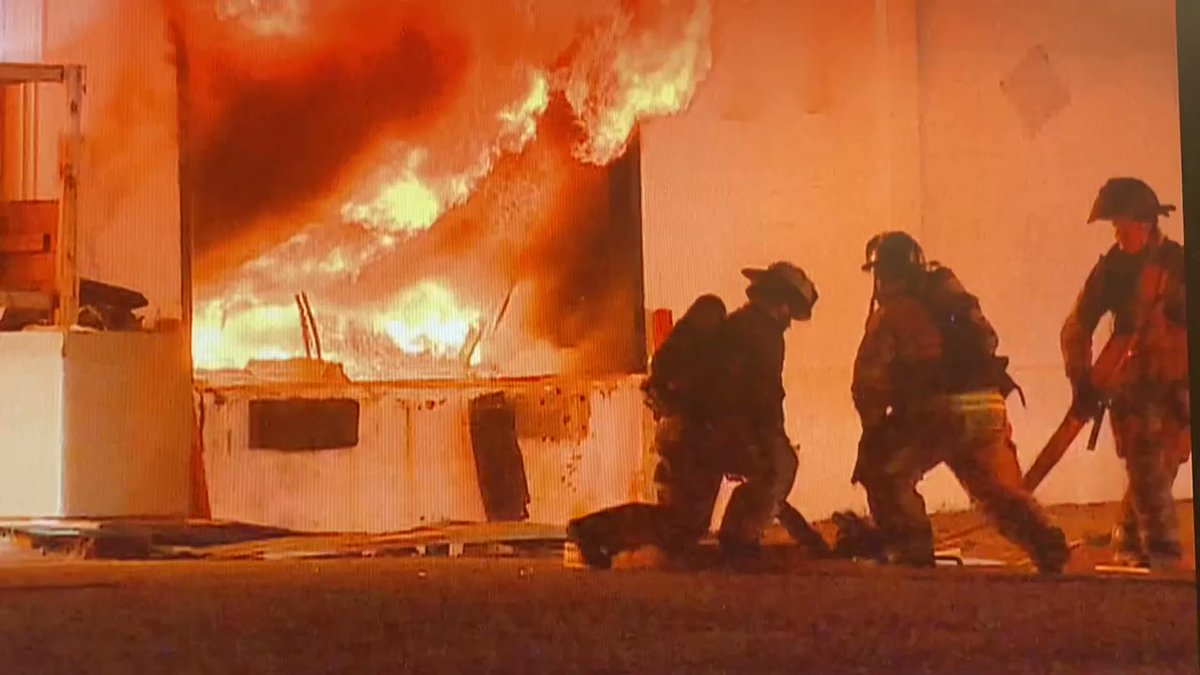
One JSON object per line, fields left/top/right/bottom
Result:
{"left": 611, "top": 131, "right": 648, "bottom": 373}
{"left": 468, "top": 392, "right": 531, "bottom": 522}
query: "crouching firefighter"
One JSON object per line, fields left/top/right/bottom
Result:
{"left": 1061, "top": 178, "right": 1190, "bottom": 569}
{"left": 566, "top": 262, "right": 820, "bottom": 569}
{"left": 850, "top": 231, "right": 1069, "bottom": 573}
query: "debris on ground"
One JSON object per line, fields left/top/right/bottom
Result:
{"left": 925, "top": 500, "right": 1195, "bottom": 576}
{"left": 184, "top": 522, "right": 567, "bottom": 561}
{"left": 0, "top": 519, "right": 294, "bottom": 561}
{"left": 2, "top": 500, "right": 1193, "bottom": 582}
{"left": 762, "top": 499, "right": 1194, "bottom": 579}
{"left": 0, "top": 519, "right": 566, "bottom": 563}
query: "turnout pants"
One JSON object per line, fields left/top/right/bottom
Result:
{"left": 569, "top": 415, "right": 798, "bottom": 558}
{"left": 1110, "top": 390, "right": 1191, "bottom": 562}
{"left": 858, "top": 391, "right": 1068, "bottom": 569}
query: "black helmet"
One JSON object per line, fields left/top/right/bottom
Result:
{"left": 741, "top": 262, "right": 819, "bottom": 321}
{"left": 861, "top": 231, "right": 925, "bottom": 280}
{"left": 1087, "top": 177, "right": 1176, "bottom": 225}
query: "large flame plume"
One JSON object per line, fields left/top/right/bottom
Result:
{"left": 170, "top": 0, "right": 713, "bottom": 380}
{"left": 560, "top": 0, "right": 714, "bottom": 165}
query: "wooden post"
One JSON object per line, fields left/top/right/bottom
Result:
{"left": 55, "top": 65, "right": 83, "bottom": 329}
{"left": 168, "top": 17, "right": 196, "bottom": 372}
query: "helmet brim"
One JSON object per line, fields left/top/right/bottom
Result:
{"left": 744, "top": 267, "right": 817, "bottom": 320}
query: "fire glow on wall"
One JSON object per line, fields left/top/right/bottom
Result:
{"left": 168, "top": 0, "right": 714, "bottom": 381}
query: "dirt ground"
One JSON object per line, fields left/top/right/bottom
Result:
{"left": 0, "top": 557, "right": 1195, "bottom": 674}
{"left": 932, "top": 499, "right": 1196, "bottom": 571}
{"left": 790, "top": 499, "right": 1197, "bottom": 575}
{"left": 0, "top": 501, "right": 1195, "bottom": 674}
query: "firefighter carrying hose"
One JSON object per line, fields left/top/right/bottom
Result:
{"left": 1061, "top": 177, "right": 1190, "bottom": 570}
{"left": 851, "top": 231, "right": 1070, "bottom": 573}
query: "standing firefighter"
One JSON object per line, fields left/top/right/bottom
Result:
{"left": 567, "top": 262, "right": 819, "bottom": 568}
{"left": 1061, "top": 177, "right": 1189, "bottom": 569}
{"left": 851, "top": 231, "right": 1069, "bottom": 573}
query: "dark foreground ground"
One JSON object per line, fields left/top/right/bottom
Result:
{"left": 1, "top": 553, "right": 1196, "bottom": 674}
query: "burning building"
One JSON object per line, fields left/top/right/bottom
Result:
{"left": 171, "top": 0, "right": 713, "bottom": 530}
{"left": 0, "top": 0, "right": 1190, "bottom": 529}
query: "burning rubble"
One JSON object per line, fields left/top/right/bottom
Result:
{"left": 168, "top": 0, "right": 713, "bottom": 380}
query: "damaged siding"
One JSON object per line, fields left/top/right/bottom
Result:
{"left": 195, "top": 376, "right": 651, "bottom": 533}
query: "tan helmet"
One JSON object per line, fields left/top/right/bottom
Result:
{"left": 741, "top": 261, "right": 819, "bottom": 320}
{"left": 1087, "top": 177, "right": 1176, "bottom": 225}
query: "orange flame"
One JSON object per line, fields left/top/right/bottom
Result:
{"left": 339, "top": 149, "right": 443, "bottom": 234}
{"left": 376, "top": 282, "right": 482, "bottom": 358}
{"left": 560, "top": 0, "right": 713, "bottom": 165}
{"left": 192, "top": 281, "right": 483, "bottom": 375}
{"left": 192, "top": 298, "right": 301, "bottom": 371}
{"left": 215, "top": 0, "right": 306, "bottom": 37}
{"left": 340, "top": 69, "right": 550, "bottom": 234}
{"left": 191, "top": 3, "right": 713, "bottom": 381}
{"left": 190, "top": 70, "right": 554, "bottom": 375}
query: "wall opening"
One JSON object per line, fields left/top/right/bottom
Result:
{"left": 164, "top": 2, "right": 719, "bottom": 385}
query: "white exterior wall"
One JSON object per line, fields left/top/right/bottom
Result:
{"left": 640, "top": 0, "right": 1190, "bottom": 518}
{"left": 0, "top": 0, "right": 192, "bottom": 519}
{"left": 41, "top": 0, "right": 184, "bottom": 321}
{"left": 197, "top": 377, "right": 651, "bottom": 532}
{"left": 0, "top": 331, "right": 192, "bottom": 518}
{"left": 62, "top": 330, "right": 192, "bottom": 516}
{"left": 1, "top": 0, "right": 45, "bottom": 201}
{"left": 0, "top": 332, "right": 65, "bottom": 516}
{"left": 914, "top": 0, "right": 1189, "bottom": 504}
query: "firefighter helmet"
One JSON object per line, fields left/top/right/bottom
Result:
{"left": 861, "top": 231, "right": 926, "bottom": 280}
{"left": 741, "top": 261, "right": 819, "bottom": 320}
{"left": 1087, "top": 177, "right": 1176, "bottom": 224}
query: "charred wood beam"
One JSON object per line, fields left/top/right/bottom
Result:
{"left": 294, "top": 294, "right": 313, "bottom": 359}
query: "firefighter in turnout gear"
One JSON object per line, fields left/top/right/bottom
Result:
{"left": 566, "top": 263, "right": 819, "bottom": 569}
{"left": 852, "top": 232, "right": 1070, "bottom": 572}
{"left": 715, "top": 262, "right": 817, "bottom": 558}
{"left": 1061, "top": 177, "right": 1190, "bottom": 569}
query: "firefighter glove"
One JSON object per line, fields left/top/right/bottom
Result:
{"left": 1070, "top": 379, "right": 1103, "bottom": 419}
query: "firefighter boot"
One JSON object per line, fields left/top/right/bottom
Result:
{"left": 1110, "top": 521, "right": 1149, "bottom": 568}
{"left": 1030, "top": 525, "right": 1070, "bottom": 575}
{"left": 566, "top": 515, "right": 614, "bottom": 570}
